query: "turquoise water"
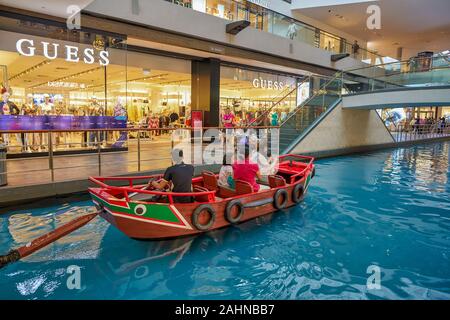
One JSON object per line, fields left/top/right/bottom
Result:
{"left": 1, "top": 142, "right": 449, "bottom": 300}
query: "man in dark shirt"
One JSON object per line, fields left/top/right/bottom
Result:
{"left": 151, "top": 149, "right": 194, "bottom": 203}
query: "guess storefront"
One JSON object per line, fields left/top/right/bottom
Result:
{"left": 219, "top": 65, "right": 307, "bottom": 126}
{"left": 0, "top": 14, "right": 193, "bottom": 156}
{"left": 0, "top": 13, "right": 128, "bottom": 155}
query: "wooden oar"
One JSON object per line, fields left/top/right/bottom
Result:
{"left": 0, "top": 210, "right": 100, "bottom": 269}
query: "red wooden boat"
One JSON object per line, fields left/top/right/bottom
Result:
{"left": 88, "top": 154, "right": 315, "bottom": 240}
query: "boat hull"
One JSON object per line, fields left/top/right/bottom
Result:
{"left": 89, "top": 171, "right": 313, "bottom": 240}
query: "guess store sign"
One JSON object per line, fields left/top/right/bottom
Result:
{"left": 16, "top": 39, "right": 110, "bottom": 66}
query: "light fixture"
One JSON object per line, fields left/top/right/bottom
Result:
{"left": 331, "top": 53, "right": 350, "bottom": 62}
{"left": 226, "top": 20, "right": 250, "bottom": 35}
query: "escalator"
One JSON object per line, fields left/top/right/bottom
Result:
{"left": 254, "top": 54, "right": 450, "bottom": 154}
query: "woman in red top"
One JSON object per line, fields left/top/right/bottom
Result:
{"left": 232, "top": 144, "right": 263, "bottom": 192}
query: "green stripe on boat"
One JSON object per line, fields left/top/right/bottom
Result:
{"left": 92, "top": 194, "right": 181, "bottom": 224}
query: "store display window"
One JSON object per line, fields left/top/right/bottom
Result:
{"left": 0, "top": 15, "right": 193, "bottom": 155}
{"left": 219, "top": 65, "right": 300, "bottom": 127}
{"left": 0, "top": 15, "right": 128, "bottom": 154}
{"left": 124, "top": 51, "right": 191, "bottom": 130}
{"left": 319, "top": 31, "right": 341, "bottom": 53}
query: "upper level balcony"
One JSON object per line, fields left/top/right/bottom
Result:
{"left": 164, "top": 0, "right": 384, "bottom": 65}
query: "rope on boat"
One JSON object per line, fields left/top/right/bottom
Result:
{"left": 0, "top": 210, "right": 100, "bottom": 270}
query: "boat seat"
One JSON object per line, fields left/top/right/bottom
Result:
{"left": 268, "top": 175, "right": 287, "bottom": 188}
{"left": 202, "top": 170, "right": 218, "bottom": 191}
{"left": 235, "top": 180, "right": 254, "bottom": 195}
{"left": 128, "top": 192, "right": 157, "bottom": 202}
{"left": 193, "top": 185, "right": 211, "bottom": 202}
{"left": 217, "top": 185, "right": 236, "bottom": 198}
{"left": 127, "top": 185, "right": 156, "bottom": 202}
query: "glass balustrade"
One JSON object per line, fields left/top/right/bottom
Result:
{"left": 344, "top": 54, "right": 450, "bottom": 93}
{"left": 278, "top": 74, "right": 343, "bottom": 152}
{"left": 164, "top": 0, "right": 384, "bottom": 65}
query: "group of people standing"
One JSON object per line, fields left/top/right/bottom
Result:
{"left": 221, "top": 107, "right": 288, "bottom": 128}
{"left": 138, "top": 111, "right": 181, "bottom": 138}
{"left": 410, "top": 116, "right": 447, "bottom": 134}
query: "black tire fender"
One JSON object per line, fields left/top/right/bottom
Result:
{"left": 273, "top": 189, "right": 288, "bottom": 210}
{"left": 292, "top": 183, "right": 305, "bottom": 204}
{"left": 225, "top": 199, "right": 245, "bottom": 224}
{"left": 192, "top": 204, "right": 216, "bottom": 231}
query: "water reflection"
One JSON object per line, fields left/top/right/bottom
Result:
{"left": 4, "top": 205, "right": 106, "bottom": 262}
{"left": 1, "top": 142, "right": 449, "bottom": 300}
{"left": 385, "top": 142, "right": 449, "bottom": 191}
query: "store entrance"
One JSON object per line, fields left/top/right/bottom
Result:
{"left": 219, "top": 66, "right": 301, "bottom": 127}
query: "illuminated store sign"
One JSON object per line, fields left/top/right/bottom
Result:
{"left": 16, "top": 39, "right": 110, "bottom": 66}
{"left": 47, "top": 81, "right": 86, "bottom": 88}
{"left": 252, "top": 78, "right": 285, "bottom": 90}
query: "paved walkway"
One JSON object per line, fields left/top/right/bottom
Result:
{"left": 4, "top": 131, "right": 449, "bottom": 189}
{"left": 4, "top": 138, "right": 173, "bottom": 187}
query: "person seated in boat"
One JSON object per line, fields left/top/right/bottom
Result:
{"left": 251, "top": 149, "right": 278, "bottom": 182}
{"left": 218, "top": 153, "right": 235, "bottom": 189}
{"left": 150, "top": 149, "right": 194, "bottom": 203}
{"left": 232, "top": 144, "right": 270, "bottom": 192}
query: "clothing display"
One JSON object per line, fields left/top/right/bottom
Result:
{"left": 0, "top": 100, "right": 20, "bottom": 115}
{"left": 114, "top": 101, "right": 127, "bottom": 117}
{"left": 0, "top": 89, "right": 20, "bottom": 115}
{"left": 40, "top": 99, "right": 54, "bottom": 115}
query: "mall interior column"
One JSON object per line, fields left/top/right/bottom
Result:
{"left": 191, "top": 58, "right": 220, "bottom": 126}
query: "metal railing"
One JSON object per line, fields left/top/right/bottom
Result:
{"left": 389, "top": 123, "right": 450, "bottom": 142}
{"left": 343, "top": 55, "right": 450, "bottom": 93}
{"left": 281, "top": 71, "right": 344, "bottom": 126}
{"left": 0, "top": 126, "right": 279, "bottom": 188}
{"left": 248, "top": 75, "right": 312, "bottom": 127}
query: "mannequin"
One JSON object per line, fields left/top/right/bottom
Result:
{"left": 113, "top": 96, "right": 127, "bottom": 117}
{"left": 0, "top": 88, "right": 21, "bottom": 147}
{"left": 54, "top": 99, "right": 66, "bottom": 150}
{"left": 88, "top": 97, "right": 105, "bottom": 147}
{"left": 0, "top": 88, "right": 20, "bottom": 115}
{"left": 40, "top": 94, "right": 54, "bottom": 115}
{"left": 38, "top": 94, "right": 54, "bottom": 151}
{"left": 55, "top": 99, "right": 65, "bottom": 115}
{"left": 113, "top": 97, "right": 127, "bottom": 141}
{"left": 21, "top": 94, "right": 37, "bottom": 152}
{"left": 88, "top": 97, "right": 104, "bottom": 116}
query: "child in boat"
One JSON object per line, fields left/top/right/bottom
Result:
{"left": 218, "top": 153, "right": 235, "bottom": 189}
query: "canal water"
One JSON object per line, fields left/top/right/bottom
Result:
{"left": 1, "top": 142, "right": 449, "bottom": 300}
